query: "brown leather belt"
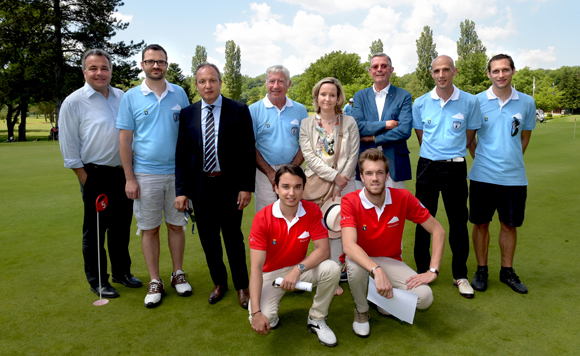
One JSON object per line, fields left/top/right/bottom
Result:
{"left": 204, "top": 171, "right": 222, "bottom": 177}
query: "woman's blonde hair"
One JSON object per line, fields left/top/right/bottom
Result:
{"left": 312, "top": 77, "right": 346, "bottom": 114}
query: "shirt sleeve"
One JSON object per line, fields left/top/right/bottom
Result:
{"left": 522, "top": 97, "right": 537, "bottom": 131}
{"left": 411, "top": 97, "right": 424, "bottom": 130}
{"left": 116, "top": 94, "right": 135, "bottom": 130}
{"left": 404, "top": 190, "right": 431, "bottom": 224}
{"left": 467, "top": 97, "right": 482, "bottom": 130}
{"left": 58, "top": 99, "right": 83, "bottom": 169}
{"left": 340, "top": 194, "right": 358, "bottom": 229}
{"left": 309, "top": 205, "right": 328, "bottom": 240}
{"left": 249, "top": 212, "right": 268, "bottom": 251}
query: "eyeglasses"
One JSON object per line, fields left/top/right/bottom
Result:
{"left": 371, "top": 64, "right": 389, "bottom": 71}
{"left": 143, "top": 59, "right": 168, "bottom": 67}
{"left": 511, "top": 118, "right": 520, "bottom": 137}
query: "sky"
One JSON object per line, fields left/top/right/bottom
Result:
{"left": 111, "top": 0, "right": 579, "bottom": 79}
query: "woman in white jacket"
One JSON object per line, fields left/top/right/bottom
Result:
{"left": 300, "top": 77, "right": 360, "bottom": 295}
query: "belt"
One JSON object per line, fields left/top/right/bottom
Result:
{"left": 204, "top": 171, "right": 222, "bottom": 177}
{"left": 436, "top": 157, "right": 465, "bottom": 163}
{"left": 84, "top": 163, "right": 123, "bottom": 170}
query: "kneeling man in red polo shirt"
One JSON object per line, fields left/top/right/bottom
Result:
{"left": 342, "top": 148, "right": 445, "bottom": 338}
{"left": 248, "top": 164, "right": 340, "bottom": 347}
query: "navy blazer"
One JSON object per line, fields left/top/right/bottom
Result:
{"left": 175, "top": 96, "right": 256, "bottom": 199}
{"left": 352, "top": 85, "right": 413, "bottom": 182}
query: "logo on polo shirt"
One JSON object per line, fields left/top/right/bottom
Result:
{"left": 273, "top": 239, "right": 277, "bottom": 245}
{"left": 428, "top": 118, "right": 431, "bottom": 124}
{"left": 485, "top": 116, "right": 488, "bottom": 122}
{"left": 387, "top": 216, "right": 400, "bottom": 227}
{"left": 297, "top": 231, "right": 310, "bottom": 242}
{"left": 453, "top": 121, "right": 461, "bottom": 130}
{"left": 267, "top": 123, "right": 270, "bottom": 128}
{"left": 363, "top": 225, "right": 367, "bottom": 231}
{"left": 291, "top": 126, "right": 298, "bottom": 136}
{"left": 173, "top": 112, "right": 180, "bottom": 122}
{"left": 144, "top": 109, "right": 149, "bottom": 115}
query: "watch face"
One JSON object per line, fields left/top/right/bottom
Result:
{"left": 298, "top": 264, "right": 306, "bottom": 272}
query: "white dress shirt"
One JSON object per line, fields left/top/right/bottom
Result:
{"left": 373, "top": 83, "right": 391, "bottom": 121}
{"left": 59, "top": 82, "right": 124, "bottom": 168}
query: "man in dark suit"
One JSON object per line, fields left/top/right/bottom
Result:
{"left": 353, "top": 52, "right": 413, "bottom": 189}
{"left": 174, "top": 63, "right": 255, "bottom": 308}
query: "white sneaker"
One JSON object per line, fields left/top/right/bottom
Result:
{"left": 171, "top": 270, "right": 192, "bottom": 296}
{"left": 307, "top": 316, "right": 337, "bottom": 347}
{"left": 352, "top": 309, "right": 370, "bottom": 338}
{"left": 144, "top": 279, "right": 165, "bottom": 308}
{"left": 454, "top": 278, "right": 474, "bottom": 298}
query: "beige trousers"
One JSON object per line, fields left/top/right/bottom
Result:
{"left": 248, "top": 260, "right": 340, "bottom": 323}
{"left": 254, "top": 166, "right": 284, "bottom": 213}
{"left": 346, "top": 256, "right": 433, "bottom": 313}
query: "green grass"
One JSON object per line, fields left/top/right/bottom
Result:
{"left": 1, "top": 116, "right": 579, "bottom": 355}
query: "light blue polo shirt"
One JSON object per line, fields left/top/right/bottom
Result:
{"left": 412, "top": 85, "right": 481, "bottom": 160}
{"left": 468, "top": 86, "right": 536, "bottom": 186}
{"left": 249, "top": 95, "right": 308, "bottom": 165}
{"left": 116, "top": 80, "right": 190, "bottom": 174}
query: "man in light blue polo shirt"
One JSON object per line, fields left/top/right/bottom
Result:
{"left": 412, "top": 55, "right": 480, "bottom": 299}
{"left": 343, "top": 98, "right": 353, "bottom": 115}
{"left": 468, "top": 54, "right": 536, "bottom": 295}
{"left": 249, "top": 65, "right": 308, "bottom": 212}
{"left": 117, "top": 44, "right": 192, "bottom": 308}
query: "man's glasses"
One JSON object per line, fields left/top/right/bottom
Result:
{"left": 143, "top": 59, "right": 168, "bottom": 67}
{"left": 511, "top": 117, "right": 520, "bottom": 137}
{"left": 371, "top": 64, "right": 389, "bottom": 71}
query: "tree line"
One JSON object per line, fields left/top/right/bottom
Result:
{"left": 3, "top": 5, "right": 579, "bottom": 142}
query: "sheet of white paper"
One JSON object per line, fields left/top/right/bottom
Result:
{"left": 367, "top": 276, "right": 418, "bottom": 324}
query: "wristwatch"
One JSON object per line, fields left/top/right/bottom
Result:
{"left": 428, "top": 267, "right": 439, "bottom": 275}
{"left": 298, "top": 264, "right": 306, "bottom": 273}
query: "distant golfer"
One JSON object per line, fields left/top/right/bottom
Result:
{"left": 342, "top": 148, "right": 445, "bottom": 338}
{"left": 411, "top": 55, "right": 481, "bottom": 299}
{"left": 59, "top": 48, "right": 141, "bottom": 299}
{"left": 343, "top": 98, "right": 354, "bottom": 115}
{"left": 469, "top": 54, "right": 536, "bottom": 294}
{"left": 117, "top": 44, "right": 192, "bottom": 308}
{"left": 248, "top": 164, "right": 340, "bottom": 347}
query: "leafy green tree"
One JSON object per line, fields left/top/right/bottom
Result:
{"left": 559, "top": 67, "right": 580, "bottom": 114}
{"left": 291, "top": 51, "right": 367, "bottom": 106}
{"left": 454, "top": 19, "right": 490, "bottom": 94}
{"left": 191, "top": 45, "right": 208, "bottom": 74}
{"left": 166, "top": 63, "right": 191, "bottom": 101}
{"left": 535, "top": 79, "right": 563, "bottom": 112}
{"left": 368, "top": 39, "right": 384, "bottom": 60}
{"left": 415, "top": 26, "right": 438, "bottom": 95}
{"left": 223, "top": 40, "right": 242, "bottom": 100}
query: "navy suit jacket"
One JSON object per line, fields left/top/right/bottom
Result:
{"left": 352, "top": 85, "right": 413, "bottom": 182}
{"left": 175, "top": 95, "right": 256, "bottom": 200}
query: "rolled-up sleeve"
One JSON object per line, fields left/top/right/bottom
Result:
{"left": 59, "top": 100, "right": 83, "bottom": 169}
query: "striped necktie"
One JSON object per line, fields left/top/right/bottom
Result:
{"left": 204, "top": 104, "right": 217, "bottom": 173}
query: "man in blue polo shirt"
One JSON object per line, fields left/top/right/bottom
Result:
{"left": 343, "top": 98, "right": 353, "bottom": 116}
{"left": 117, "top": 44, "right": 192, "bottom": 308}
{"left": 250, "top": 65, "right": 308, "bottom": 213}
{"left": 412, "top": 55, "right": 480, "bottom": 299}
{"left": 468, "top": 54, "right": 536, "bottom": 294}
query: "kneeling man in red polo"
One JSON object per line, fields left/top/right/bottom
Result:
{"left": 342, "top": 148, "right": 445, "bottom": 338}
{"left": 248, "top": 164, "right": 340, "bottom": 347}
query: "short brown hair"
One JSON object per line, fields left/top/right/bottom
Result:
{"left": 358, "top": 148, "right": 389, "bottom": 174}
{"left": 312, "top": 77, "right": 346, "bottom": 115}
{"left": 275, "top": 164, "right": 306, "bottom": 186}
{"left": 488, "top": 54, "right": 515, "bottom": 72}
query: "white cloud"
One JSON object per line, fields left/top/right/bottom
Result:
{"left": 478, "top": 7, "right": 518, "bottom": 43}
{"left": 113, "top": 12, "right": 133, "bottom": 23}
{"left": 250, "top": 2, "right": 282, "bottom": 21}
{"left": 516, "top": 47, "right": 557, "bottom": 69}
{"left": 434, "top": 35, "right": 458, "bottom": 61}
{"left": 279, "top": 0, "right": 394, "bottom": 14}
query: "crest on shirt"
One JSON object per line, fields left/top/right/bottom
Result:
{"left": 363, "top": 225, "right": 367, "bottom": 231}
{"left": 173, "top": 112, "right": 180, "bottom": 122}
{"left": 291, "top": 126, "right": 298, "bottom": 135}
{"left": 427, "top": 118, "right": 431, "bottom": 124}
{"left": 144, "top": 109, "right": 149, "bottom": 115}
{"left": 273, "top": 239, "right": 277, "bottom": 245}
{"left": 267, "top": 123, "right": 270, "bottom": 128}
{"left": 484, "top": 116, "right": 488, "bottom": 122}
{"left": 453, "top": 121, "right": 462, "bottom": 130}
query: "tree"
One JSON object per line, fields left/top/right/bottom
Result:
{"left": 166, "top": 63, "right": 191, "bottom": 101}
{"left": 191, "top": 45, "right": 207, "bottom": 74}
{"left": 454, "top": 19, "right": 490, "bottom": 94}
{"left": 368, "top": 39, "right": 384, "bottom": 60}
{"left": 559, "top": 67, "right": 580, "bottom": 114}
{"left": 291, "top": 51, "right": 367, "bottom": 106}
{"left": 415, "top": 26, "right": 438, "bottom": 95}
{"left": 223, "top": 40, "right": 242, "bottom": 100}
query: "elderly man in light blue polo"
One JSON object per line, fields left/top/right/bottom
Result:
{"left": 249, "top": 65, "right": 308, "bottom": 213}
{"left": 412, "top": 55, "right": 481, "bottom": 299}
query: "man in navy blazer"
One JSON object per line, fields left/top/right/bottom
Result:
{"left": 353, "top": 53, "right": 413, "bottom": 189}
{"left": 175, "top": 63, "right": 255, "bottom": 308}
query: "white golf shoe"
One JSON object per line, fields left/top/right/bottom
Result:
{"left": 454, "top": 278, "right": 475, "bottom": 298}
{"left": 171, "top": 270, "right": 192, "bottom": 297}
{"left": 307, "top": 316, "right": 337, "bottom": 347}
{"left": 144, "top": 279, "right": 165, "bottom": 308}
{"left": 352, "top": 309, "right": 370, "bottom": 338}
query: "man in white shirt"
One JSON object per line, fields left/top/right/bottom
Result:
{"left": 59, "top": 49, "right": 141, "bottom": 299}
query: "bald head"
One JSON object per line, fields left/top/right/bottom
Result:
{"left": 430, "top": 55, "right": 457, "bottom": 94}
{"left": 431, "top": 55, "right": 454, "bottom": 69}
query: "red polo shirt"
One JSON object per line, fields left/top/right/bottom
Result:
{"left": 341, "top": 188, "right": 430, "bottom": 260}
{"left": 249, "top": 200, "right": 328, "bottom": 273}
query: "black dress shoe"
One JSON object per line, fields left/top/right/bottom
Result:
{"left": 471, "top": 267, "right": 488, "bottom": 292}
{"left": 112, "top": 274, "right": 143, "bottom": 288}
{"left": 500, "top": 268, "right": 528, "bottom": 294}
{"left": 238, "top": 288, "right": 249, "bottom": 309}
{"left": 90, "top": 284, "right": 120, "bottom": 298}
{"left": 208, "top": 285, "right": 228, "bottom": 304}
